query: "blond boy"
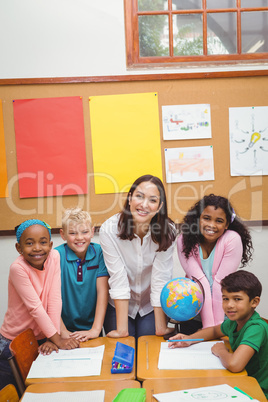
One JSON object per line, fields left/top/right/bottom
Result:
{"left": 56, "top": 208, "right": 109, "bottom": 341}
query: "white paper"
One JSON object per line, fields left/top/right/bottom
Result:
{"left": 153, "top": 384, "right": 258, "bottom": 402}
{"left": 158, "top": 341, "right": 225, "bottom": 370}
{"left": 162, "top": 104, "right": 212, "bottom": 140}
{"left": 27, "top": 346, "right": 105, "bottom": 378}
{"left": 21, "top": 390, "right": 105, "bottom": 402}
{"left": 229, "top": 106, "right": 268, "bottom": 176}
{"left": 164, "top": 146, "right": 214, "bottom": 183}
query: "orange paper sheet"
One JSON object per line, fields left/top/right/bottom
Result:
{"left": 0, "top": 100, "right": 8, "bottom": 197}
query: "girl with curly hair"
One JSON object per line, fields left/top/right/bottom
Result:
{"left": 177, "top": 194, "right": 253, "bottom": 334}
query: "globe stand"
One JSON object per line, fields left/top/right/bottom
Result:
{"left": 163, "top": 318, "right": 180, "bottom": 340}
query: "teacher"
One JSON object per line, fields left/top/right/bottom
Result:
{"left": 99, "top": 175, "right": 176, "bottom": 339}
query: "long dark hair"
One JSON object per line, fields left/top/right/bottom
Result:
{"left": 180, "top": 194, "right": 253, "bottom": 267}
{"left": 118, "top": 175, "right": 176, "bottom": 251}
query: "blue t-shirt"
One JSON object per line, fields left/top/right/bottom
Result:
{"left": 55, "top": 243, "right": 108, "bottom": 332}
{"left": 199, "top": 245, "right": 216, "bottom": 291}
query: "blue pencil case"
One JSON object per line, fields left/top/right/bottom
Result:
{"left": 111, "top": 342, "right": 135, "bottom": 374}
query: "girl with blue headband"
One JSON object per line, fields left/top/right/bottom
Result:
{"left": 0, "top": 219, "right": 79, "bottom": 391}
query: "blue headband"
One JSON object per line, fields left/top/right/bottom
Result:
{"left": 16, "top": 219, "right": 51, "bottom": 243}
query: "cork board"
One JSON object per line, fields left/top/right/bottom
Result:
{"left": 0, "top": 75, "right": 267, "bottom": 231}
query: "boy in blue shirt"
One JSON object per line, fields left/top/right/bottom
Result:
{"left": 169, "top": 270, "right": 268, "bottom": 399}
{"left": 56, "top": 208, "right": 109, "bottom": 341}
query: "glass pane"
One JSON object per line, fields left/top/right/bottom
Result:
{"left": 241, "top": 12, "right": 268, "bottom": 53}
{"left": 241, "top": 0, "right": 268, "bottom": 7}
{"left": 207, "top": 0, "right": 236, "bottom": 9}
{"left": 139, "top": 15, "right": 169, "bottom": 57}
{"left": 138, "top": 0, "right": 167, "bottom": 12}
{"left": 172, "top": 0, "right": 202, "bottom": 11}
{"left": 173, "top": 14, "right": 203, "bottom": 56}
{"left": 207, "top": 12, "right": 237, "bottom": 54}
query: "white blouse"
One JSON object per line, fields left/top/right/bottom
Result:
{"left": 99, "top": 214, "right": 175, "bottom": 319}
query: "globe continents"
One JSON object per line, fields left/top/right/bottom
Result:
{"left": 160, "top": 277, "right": 203, "bottom": 321}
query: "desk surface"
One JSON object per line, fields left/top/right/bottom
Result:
{"left": 137, "top": 336, "right": 247, "bottom": 381}
{"left": 143, "top": 377, "right": 267, "bottom": 402}
{"left": 26, "top": 336, "right": 136, "bottom": 385}
{"left": 22, "top": 380, "right": 140, "bottom": 401}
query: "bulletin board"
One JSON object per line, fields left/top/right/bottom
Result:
{"left": 0, "top": 74, "right": 268, "bottom": 231}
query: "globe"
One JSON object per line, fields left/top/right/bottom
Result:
{"left": 160, "top": 277, "right": 203, "bottom": 322}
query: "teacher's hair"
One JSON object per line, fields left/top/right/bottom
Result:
{"left": 118, "top": 175, "right": 176, "bottom": 251}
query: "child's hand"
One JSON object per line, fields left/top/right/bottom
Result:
{"left": 60, "top": 328, "right": 72, "bottom": 339}
{"left": 168, "top": 333, "right": 192, "bottom": 348}
{"left": 211, "top": 342, "right": 226, "bottom": 356}
{"left": 58, "top": 337, "right": 80, "bottom": 350}
{"left": 70, "top": 328, "right": 101, "bottom": 342}
{"left": 38, "top": 341, "right": 59, "bottom": 355}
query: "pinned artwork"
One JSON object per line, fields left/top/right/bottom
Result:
{"left": 162, "top": 104, "right": 211, "bottom": 140}
{"left": 164, "top": 146, "right": 214, "bottom": 183}
{"left": 229, "top": 106, "right": 268, "bottom": 176}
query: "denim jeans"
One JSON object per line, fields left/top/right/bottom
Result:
{"left": 0, "top": 334, "right": 17, "bottom": 390}
{"left": 104, "top": 303, "right": 155, "bottom": 339}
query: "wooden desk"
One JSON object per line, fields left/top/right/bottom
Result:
{"left": 26, "top": 336, "right": 135, "bottom": 385}
{"left": 137, "top": 335, "right": 247, "bottom": 381}
{"left": 143, "top": 377, "right": 267, "bottom": 402}
{"left": 22, "top": 380, "right": 140, "bottom": 401}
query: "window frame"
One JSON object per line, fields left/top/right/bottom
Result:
{"left": 125, "top": 0, "right": 268, "bottom": 67}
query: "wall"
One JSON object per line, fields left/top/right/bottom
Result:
{"left": 0, "top": 0, "right": 268, "bottom": 79}
{"left": 1, "top": 227, "right": 267, "bottom": 326}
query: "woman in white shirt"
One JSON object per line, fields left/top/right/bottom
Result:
{"left": 99, "top": 175, "right": 176, "bottom": 339}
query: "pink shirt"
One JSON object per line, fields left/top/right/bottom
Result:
{"left": 177, "top": 230, "right": 243, "bottom": 328}
{"left": 0, "top": 249, "right": 61, "bottom": 340}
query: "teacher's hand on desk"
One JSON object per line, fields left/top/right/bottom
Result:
{"left": 106, "top": 329, "right": 129, "bottom": 338}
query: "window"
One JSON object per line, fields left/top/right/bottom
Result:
{"left": 125, "top": 0, "right": 268, "bottom": 67}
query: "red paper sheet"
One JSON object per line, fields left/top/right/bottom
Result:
{"left": 13, "top": 97, "right": 87, "bottom": 198}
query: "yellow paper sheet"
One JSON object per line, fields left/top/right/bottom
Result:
{"left": 0, "top": 100, "right": 8, "bottom": 197}
{"left": 89, "top": 92, "right": 163, "bottom": 194}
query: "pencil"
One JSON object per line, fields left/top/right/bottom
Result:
{"left": 167, "top": 338, "right": 204, "bottom": 342}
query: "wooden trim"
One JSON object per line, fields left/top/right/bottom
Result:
{"left": 1, "top": 220, "right": 268, "bottom": 236}
{"left": 1, "top": 69, "right": 268, "bottom": 86}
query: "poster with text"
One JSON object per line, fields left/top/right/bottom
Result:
{"left": 162, "top": 104, "right": 211, "bottom": 140}
{"left": 165, "top": 146, "right": 214, "bottom": 183}
{"left": 229, "top": 106, "right": 268, "bottom": 176}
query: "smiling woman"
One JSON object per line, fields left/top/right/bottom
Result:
{"left": 99, "top": 175, "right": 177, "bottom": 340}
{"left": 177, "top": 194, "right": 253, "bottom": 334}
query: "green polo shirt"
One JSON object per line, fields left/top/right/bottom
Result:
{"left": 221, "top": 311, "right": 268, "bottom": 399}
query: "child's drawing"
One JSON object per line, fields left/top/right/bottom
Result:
{"left": 229, "top": 106, "right": 268, "bottom": 176}
{"left": 162, "top": 104, "right": 211, "bottom": 140}
{"left": 165, "top": 146, "right": 214, "bottom": 183}
{"left": 153, "top": 384, "right": 254, "bottom": 402}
